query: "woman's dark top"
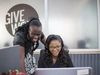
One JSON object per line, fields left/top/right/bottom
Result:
{"left": 38, "top": 49, "right": 74, "bottom": 68}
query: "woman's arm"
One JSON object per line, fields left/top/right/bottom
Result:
{"left": 41, "top": 37, "right": 46, "bottom": 44}
{"left": 40, "top": 32, "right": 46, "bottom": 45}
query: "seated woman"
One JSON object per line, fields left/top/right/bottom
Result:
{"left": 38, "top": 34, "right": 74, "bottom": 68}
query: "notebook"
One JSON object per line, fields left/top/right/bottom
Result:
{"left": 35, "top": 67, "right": 92, "bottom": 75}
{"left": 0, "top": 45, "right": 20, "bottom": 73}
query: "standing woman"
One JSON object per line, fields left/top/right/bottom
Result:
{"left": 13, "top": 17, "right": 46, "bottom": 75}
{"left": 38, "top": 34, "right": 74, "bottom": 68}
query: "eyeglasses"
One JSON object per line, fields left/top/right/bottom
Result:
{"left": 49, "top": 46, "right": 61, "bottom": 50}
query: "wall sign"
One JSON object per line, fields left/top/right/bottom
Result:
{"left": 5, "top": 4, "right": 39, "bottom": 36}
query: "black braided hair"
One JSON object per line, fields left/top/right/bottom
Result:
{"left": 15, "top": 17, "right": 42, "bottom": 35}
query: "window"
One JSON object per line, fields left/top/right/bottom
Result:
{"left": 46, "top": 0, "right": 98, "bottom": 49}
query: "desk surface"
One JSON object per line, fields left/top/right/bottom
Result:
{"left": 34, "top": 49, "right": 100, "bottom": 54}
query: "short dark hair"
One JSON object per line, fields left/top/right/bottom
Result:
{"left": 23, "top": 17, "right": 42, "bottom": 35}
{"left": 28, "top": 17, "right": 42, "bottom": 27}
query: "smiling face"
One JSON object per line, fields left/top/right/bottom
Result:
{"left": 49, "top": 40, "right": 62, "bottom": 57}
{"left": 28, "top": 25, "right": 42, "bottom": 42}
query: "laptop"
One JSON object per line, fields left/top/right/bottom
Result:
{"left": 0, "top": 45, "right": 20, "bottom": 73}
{"left": 35, "top": 67, "right": 92, "bottom": 75}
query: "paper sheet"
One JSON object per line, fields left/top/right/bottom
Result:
{"left": 77, "top": 69, "right": 89, "bottom": 75}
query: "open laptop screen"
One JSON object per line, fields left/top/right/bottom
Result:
{"left": 0, "top": 45, "right": 20, "bottom": 73}
{"left": 35, "top": 67, "right": 92, "bottom": 75}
